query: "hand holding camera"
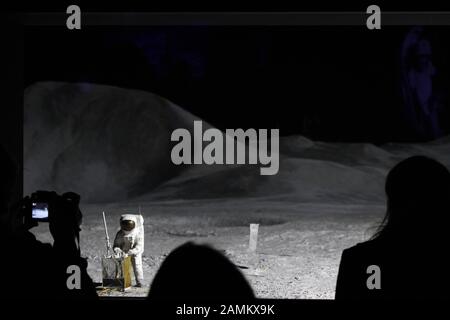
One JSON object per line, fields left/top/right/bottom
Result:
{"left": 21, "top": 190, "right": 83, "bottom": 258}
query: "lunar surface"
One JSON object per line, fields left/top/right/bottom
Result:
{"left": 26, "top": 82, "right": 450, "bottom": 298}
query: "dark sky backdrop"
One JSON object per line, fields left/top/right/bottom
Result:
{"left": 25, "top": 26, "right": 450, "bottom": 143}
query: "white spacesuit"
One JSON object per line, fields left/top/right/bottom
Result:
{"left": 113, "top": 214, "right": 144, "bottom": 287}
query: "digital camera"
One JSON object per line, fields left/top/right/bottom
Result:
{"left": 25, "top": 191, "right": 82, "bottom": 227}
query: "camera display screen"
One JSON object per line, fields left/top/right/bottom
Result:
{"left": 32, "top": 202, "right": 49, "bottom": 220}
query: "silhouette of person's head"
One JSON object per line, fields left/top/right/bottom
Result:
{"left": 148, "top": 242, "right": 255, "bottom": 301}
{"left": 374, "top": 156, "right": 450, "bottom": 243}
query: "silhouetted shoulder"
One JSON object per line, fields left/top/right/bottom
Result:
{"left": 343, "top": 239, "right": 387, "bottom": 260}
{"left": 337, "top": 238, "right": 450, "bottom": 300}
{"left": 335, "top": 239, "right": 388, "bottom": 300}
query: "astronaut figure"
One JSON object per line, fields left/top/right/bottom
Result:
{"left": 113, "top": 214, "right": 144, "bottom": 287}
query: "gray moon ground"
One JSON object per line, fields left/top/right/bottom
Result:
{"left": 32, "top": 200, "right": 384, "bottom": 299}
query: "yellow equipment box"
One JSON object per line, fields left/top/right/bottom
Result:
{"left": 101, "top": 255, "right": 132, "bottom": 291}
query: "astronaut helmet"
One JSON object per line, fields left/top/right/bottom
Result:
{"left": 120, "top": 214, "right": 137, "bottom": 232}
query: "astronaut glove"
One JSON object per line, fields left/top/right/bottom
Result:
{"left": 113, "top": 248, "right": 123, "bottom": 258}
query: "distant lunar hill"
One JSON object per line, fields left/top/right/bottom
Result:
{"left": 24, "top": 82, "right": 210, "bottom": 202}
{"left": 24, "top": 82, "right": 450, "bottom": 204}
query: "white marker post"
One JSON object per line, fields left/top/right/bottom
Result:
{"left": 249, "top": 223, "right": 259, "bottom": 252}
